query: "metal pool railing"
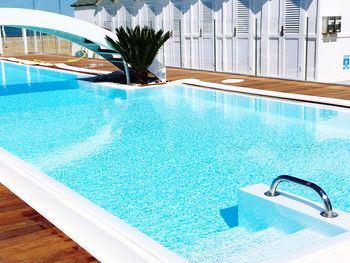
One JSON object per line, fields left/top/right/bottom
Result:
{"left": 264, "top": 175, "right": 338, "bottom": 218}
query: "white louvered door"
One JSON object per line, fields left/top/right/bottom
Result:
{"left": 147, "top": 5, "right": 156, "bottom": 28}
{"left": 234, "top": 0, "right": 252, "bottom": 74}
{"left": 182, "top": 0, "right": 213, "bottom": 70}
{"left": 124, "top": 0, "right": 133, "bottom": 28}
{"left": 279, "top": 0, "right": 305, "bottom": 79}
{"left": 125, "top": 12, "right": 132, "bottom": 28}
{"left": 171, "top": 1, "right": 182, "bottom": 67}
{"left": 200, "top": 0, "right": 214, "bottom": 70}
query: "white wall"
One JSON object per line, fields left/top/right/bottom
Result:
{"left": 74, "top": 7, "right": 97, "bottom": 24}
{"left": 72, "top": 6, "right": 97, "bottom": 57}
{"left": 70, "top": 0, "right": 350, "bottom": 83}
{"left": 316, "top": 0, "right": 350, "bottom": 82}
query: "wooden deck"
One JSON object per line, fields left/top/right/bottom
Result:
{"left": 11, "top": 54, "right": 350, "bottom": 100}
{"left": 167, "top": 69, "right": 350, "bottom": 100}
{"left": 0, "top": 184, "right": 98, "bottom": 263}
{"left": 1, "top": 53, "right": 350, "bottom": 262}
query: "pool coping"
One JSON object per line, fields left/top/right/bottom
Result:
{"left": 172, "top": 79, "right": 350, "bottom": 109}
{"left": 0, "top": 59, "right": 92, "bottom": 78}
{"left": 1, "top": 63, "right": 350, "bottom": 262}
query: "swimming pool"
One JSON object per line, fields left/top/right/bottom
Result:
{"left": 1, "top": 61, "right": 350, "bottom": 262}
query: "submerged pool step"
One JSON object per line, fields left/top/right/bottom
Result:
{"left": 178, "top": 227, "right": 327, "bottom": 263}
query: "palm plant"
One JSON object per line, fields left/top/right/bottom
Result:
{"left": 106, "top": 25, "right": 172, "bottom": 84}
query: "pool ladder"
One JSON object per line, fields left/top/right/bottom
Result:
{"left": 264, "top": 175, "right": 338, "bottom": 218}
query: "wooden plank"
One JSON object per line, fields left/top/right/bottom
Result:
{"left": 0, "top": 184, "right": 98, "bottom": 262}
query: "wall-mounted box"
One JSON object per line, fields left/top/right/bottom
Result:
{"left": 322, "top": 16, "right": 342, "bottom": 34}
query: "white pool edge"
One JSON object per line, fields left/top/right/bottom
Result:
{"left": 0, "top": 59, "right": 92, "bottom": 78}
{"left": 171, "top": 79, "right": 350, "bottom": 108}
{"left": 0, "top": 148, "right": 187, "bottom": 263}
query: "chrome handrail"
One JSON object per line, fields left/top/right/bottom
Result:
{"left": 264, "top": 175, "right": 338, "bottom": 218}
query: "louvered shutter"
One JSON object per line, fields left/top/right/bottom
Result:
{"left": 284, "top": 0, "right": 300, "bottom": 33}
{"left": 148, "top": 5, "right": 156, "bottom": 28}
{"left": 236, "top": 0, "right": 249, "bottom": 34}
{"left": 125, "top": 12, "right": 132, "bottom": 28}
{"left": 202, "top": 0, "right": 213, "bottom": 34}
{"left": 104, "top": 8, "right": 112, "bottom": 30}
{"left": 173, "top": 1, "right": 182, "bottom": 38}
{"left": 125, "top": 0, "right": 132, "bottom": 28}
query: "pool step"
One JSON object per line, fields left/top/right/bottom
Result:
{"left": 97, "top": 48, "right": 119, "bottom": 54}
{"left": 178, "top": 227, "right": 327, "bottom": 263}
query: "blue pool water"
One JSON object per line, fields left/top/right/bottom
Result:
{"left": 1, "top": 61, "right": 350, "bottom": 262}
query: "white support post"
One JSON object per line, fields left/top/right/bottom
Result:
{"left": 33, "top": 30, "right": 38, "bottom": 53}
{"left": 22, "top": 28, "right": 28, "bottom": 54}
{"left": 0, "top": 28, "right": 3, "bottom": 55}
{"left": 57, "top": 37, "right": 61, "bottom": 54}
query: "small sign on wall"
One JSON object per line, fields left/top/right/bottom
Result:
{"left": 343, "top": 55, "right": 350, "bottom": 70}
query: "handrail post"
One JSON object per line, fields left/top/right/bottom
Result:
{"left": 122, "top": 59, "right": 130, "bottom": 84}
{"left": 264, "top": 175, "right": 338, "bottom": 218}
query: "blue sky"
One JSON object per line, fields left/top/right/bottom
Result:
{"left": 0, "top": 0, "right": 75, "bottom": 16}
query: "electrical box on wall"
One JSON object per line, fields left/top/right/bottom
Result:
{"left": 322, "top": 16, "right": 342, "bottom": 34}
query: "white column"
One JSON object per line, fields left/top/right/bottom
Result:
{"left": 0, "top": 29, "right": 3, "bottom": 55}
{"left": 22, "top": 28, "right": 28, "bottom": 54}
{"left": 1, "top": 60, "right": 6, "bottom": 86}
{"left": 57, "top": 37, "right": 61, "bottom": 54}
{"left": 33, "top": 30, "right": 38, "bottom": 52}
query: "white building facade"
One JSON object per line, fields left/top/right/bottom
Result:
{"left": 72, "top": 0, "right": 350, "bottom": 83}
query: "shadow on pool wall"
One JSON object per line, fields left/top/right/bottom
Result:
{"left": 220, "top": 206, "right": 239, "bottom": 228}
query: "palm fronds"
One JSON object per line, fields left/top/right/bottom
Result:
{"left": 106, "top": 25, "right": 172, "bottom": 84}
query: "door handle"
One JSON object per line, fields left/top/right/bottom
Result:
{"left": 199, "top": 28, "right": 203, "bottom": 38}
{"left": 279, "top": 26, "right": 284, "bottom": 37}
{"left": 233, "top": 27, "right": 237, "bottom": 37}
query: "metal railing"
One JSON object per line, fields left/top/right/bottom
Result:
{"left": 0, "top": 27, "right": 72, "bottom": 56}
{"left": 264, "top": 175, "right": 338, "bottom": 218}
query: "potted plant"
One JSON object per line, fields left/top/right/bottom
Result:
{"left": 106, "top": 25, "right": 171, "bottom": 84}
